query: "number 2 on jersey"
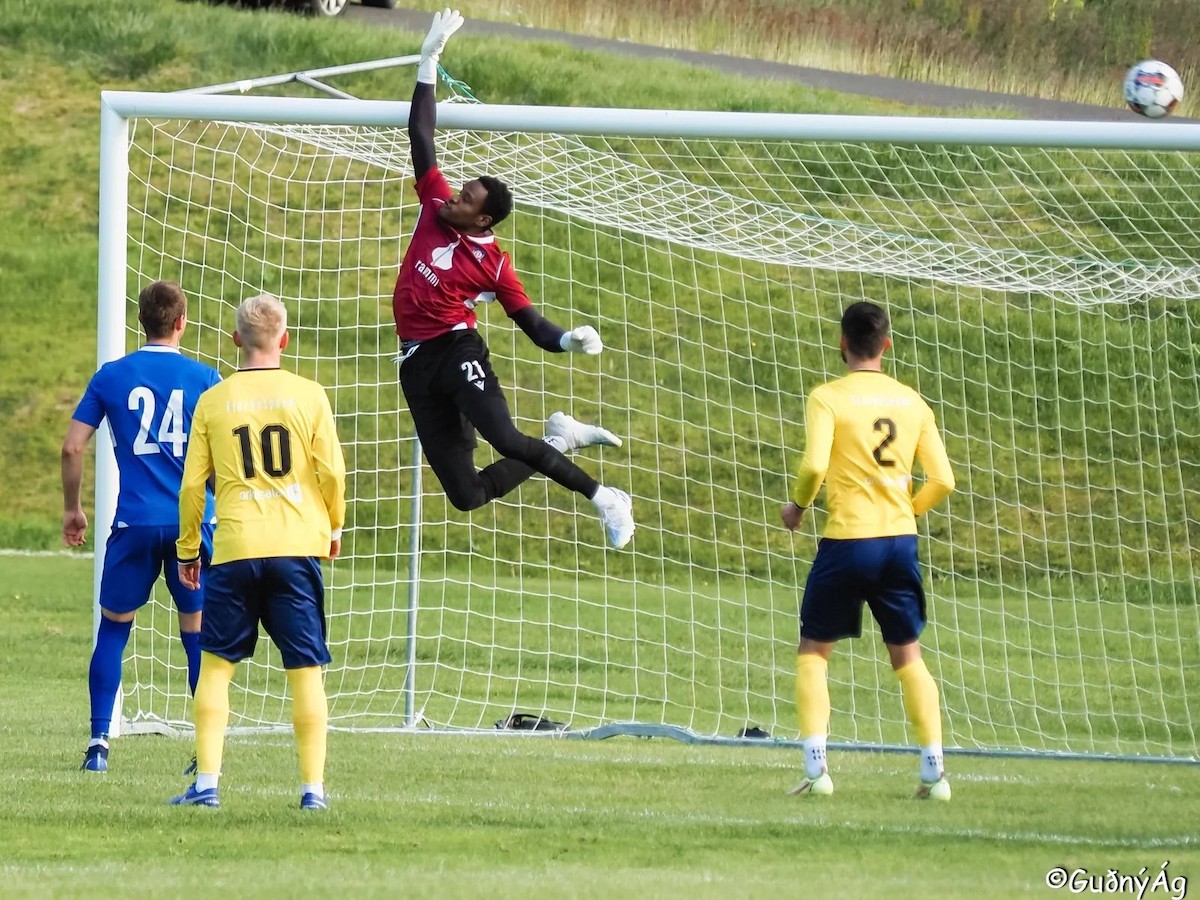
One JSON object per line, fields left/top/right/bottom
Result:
{"left": 872, "top": 417, "right": 897, "bottom": 467}
{"left": 233, "top": 424, "right": 294, "bottom": 479}
{"left": 128, "top": 387, "right": 187, "bottom": 457}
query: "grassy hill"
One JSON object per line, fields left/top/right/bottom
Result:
{"left": 405, "top": 0, "right": 1200, "bottom": 110}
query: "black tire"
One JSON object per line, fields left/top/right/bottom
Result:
{"left": 361, "top": 0, "right": 398, "bottom": 7}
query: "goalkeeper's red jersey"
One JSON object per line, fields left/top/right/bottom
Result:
{"left": 392, "top": 166, "right": 532, "bottom": 342}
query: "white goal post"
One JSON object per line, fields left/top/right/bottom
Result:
{"left": 97, "top": 88, "right": 1200, "bottom": 761}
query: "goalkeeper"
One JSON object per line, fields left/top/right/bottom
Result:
{"left": 392, "top": 8, "right": 634, "bottom": 549}
{"left": 781, "top": 302, "right": 956, "bottom": 801}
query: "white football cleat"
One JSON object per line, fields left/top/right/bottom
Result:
{"left": 594, "top": 487, "right": 635, "bottom": 549}
{"left": 546, "top": 411, "right": 622, "bottom": 452}
{"left": 915, "top": 775, "right": 951, "bottom": 801}
{"left": 787, "top": 771, "right": 834, "bottom": 797}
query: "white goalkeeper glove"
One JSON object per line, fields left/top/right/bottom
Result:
{"left": 417, "top": 8, "right": 465, "bottom": 84}
{"left": 559, "top": 325, "right": 604, "bottom": 355}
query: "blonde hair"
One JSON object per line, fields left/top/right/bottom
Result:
{"left": 236, "top": 293, "right": 287, "bottom": 351}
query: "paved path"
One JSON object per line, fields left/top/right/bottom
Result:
{"left": 346, "top": 4, "right": 1146, "bottom": 122}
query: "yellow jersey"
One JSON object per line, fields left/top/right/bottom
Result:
{"left": 791, "top": 369, "right": 955, "bottom": 539}
{"left": 178, "top": 368, "right": 347, "bottom": 566}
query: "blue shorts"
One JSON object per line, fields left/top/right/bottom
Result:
{"left": 200, "top": 557, "right": 330, "bottom": 669}
{"left": 99, "top": 524, "right": 214, "bottom": 615}
{"left": 800, "top": 535, "right": 927, "bottom": 645}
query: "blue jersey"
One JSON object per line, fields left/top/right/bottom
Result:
{"left": 73, "top": 345, "right": 221, "bottom": 527}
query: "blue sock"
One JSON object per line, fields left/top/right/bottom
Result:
{"left": 88, "top": 617, "right": 132, "bottom": 740}
{"left": 180, "top": 631, "right": 202, "bottom": 696}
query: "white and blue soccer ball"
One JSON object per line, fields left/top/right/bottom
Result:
{"left": 1124, "top": 60, "right": 1184, "bottom": 119}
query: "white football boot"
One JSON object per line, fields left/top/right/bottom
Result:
{"left": 546, "top": 411, "right": 622, "bottom": 452}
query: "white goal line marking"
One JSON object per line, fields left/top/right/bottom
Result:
{"left": 0, "top": 548, "right": 92, "bottom": 558}
{"left": 113, "top": 778, "right": 1199, "bottom": 850}
{"left": 443, "top": 796, "right": 1199, "bottom": 850}
{"left": 14, "top": 765, "right": 1191, "bottom": 851}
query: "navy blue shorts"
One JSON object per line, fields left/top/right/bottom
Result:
{"left": 200, "top": 557, "right": 330, "bottom": 669}
{"left": 800, "top": 535, "right": 927, "bottom": 645}
{"left": 100, "top": 524, "right": 213, "bottom": 615}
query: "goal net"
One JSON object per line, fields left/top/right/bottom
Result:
{"left": 101, "top": 91, "right": 1200, "bottom": 760}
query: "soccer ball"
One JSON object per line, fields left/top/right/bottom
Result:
{"left": 1124, "top": 60, "right": 1184, "bottom": 119}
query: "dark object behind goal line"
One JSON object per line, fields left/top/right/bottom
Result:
{"left": 494, "top": 713, "right": 571, "bottom": 732}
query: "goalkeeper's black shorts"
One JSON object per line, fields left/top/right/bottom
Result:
{"left": 398, "top": 328, "right": 599, "bottom": 511}
{"left": 399, "top": 328, "right": 504, "bottom": 458}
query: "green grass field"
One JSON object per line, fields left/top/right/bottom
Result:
{"left": 4, "top": 554, "right": 1199, "bottom": 899}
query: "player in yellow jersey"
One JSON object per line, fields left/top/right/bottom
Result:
{"left": 170, "top": 294, "right": 347, "bottom": 811}
{"left": 781, "top": 301, "right": 955, "bottom": 800}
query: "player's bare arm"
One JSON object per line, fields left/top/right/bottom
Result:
{"left": 61, "top": 419, "right": 97, "bottom": 546}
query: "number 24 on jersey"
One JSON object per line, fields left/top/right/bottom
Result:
{"left": 128, "top": 387, "right": 187, "bottom": 457}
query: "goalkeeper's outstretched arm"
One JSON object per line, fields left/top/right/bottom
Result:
{"left": 409, "top": 8, "right": 464, "bottom": 181}
{"left": 409, "top": 81, "right": 437, "bottom": 182}
{"left": 511, "top": 309, "right": 606, "bottom": 356}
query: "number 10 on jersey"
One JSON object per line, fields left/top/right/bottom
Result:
{"left": 233, "top": 424, "right": 294, "bottom": 479}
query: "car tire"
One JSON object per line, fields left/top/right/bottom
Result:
{"left": 301, "top": 0, "right": 348, "bottom": 15}
{"left": 361, "top": 0, "right": 398, "bottom": 7}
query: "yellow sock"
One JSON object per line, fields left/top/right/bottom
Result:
{"left": 795, "top": 654, "right": 830, "bottom": 739}
{"left": 286, "top": 666, "right": 328, "bottom": 786}
{"left": 194, "top": 651, "right": 235, "bottom": 777}
{"left": 896, "top": 658, "right": 942, "bottom": 747}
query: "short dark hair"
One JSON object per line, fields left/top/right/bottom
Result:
{"left": 841, "top": 301, "right": 890, "bottom": 359}
{"left": 138, "top": 280, "right": 187, "bottom": 339}
{"left": 478, "top": 175, "right": 513, "bottom": 227}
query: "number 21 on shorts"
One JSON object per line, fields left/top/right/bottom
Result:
{"left": 460, "top": 359, "right": 486, "bottom": 390}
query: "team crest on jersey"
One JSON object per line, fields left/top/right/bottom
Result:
{"left": 464, "top": 291, "right": 497, "bottom": 310}
{"left": 471, "top": 247, "right": 485, "bottom": 262}
{"left": 431, "top": 240, "right": 460, "bottom": 270}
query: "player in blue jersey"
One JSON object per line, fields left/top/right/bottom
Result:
{"left": 62, "top": 281, "right": 222, "bottom": 773}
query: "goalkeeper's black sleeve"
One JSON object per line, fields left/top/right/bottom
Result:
{"left": 409, "top": 81, "right": 437, "bottom": 181}
{"left": 512, "top": 307, "right": 567, "bottom": 353}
